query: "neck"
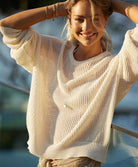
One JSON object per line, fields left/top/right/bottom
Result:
{"left": 74, "top": 43, "right": 103, "bottom": 61}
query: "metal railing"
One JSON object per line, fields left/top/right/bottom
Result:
{"left": 0, "top": 80, "right": 137, "bottom": 138}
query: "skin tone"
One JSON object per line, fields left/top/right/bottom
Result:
{"left": 0, "top": 1, "right": 69, "bottom": 29}
{"left": 70, "top": 0, "right": 108, "bottom": 61}
{"left": 0, "top": 0, "right": 138, "bottom": 59}
{"left": 0, "top": 0, "right": 138, "bottom": 28}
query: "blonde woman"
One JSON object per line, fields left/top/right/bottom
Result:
{"left": 0, "top": 0, "right": 138, "bottom": 166}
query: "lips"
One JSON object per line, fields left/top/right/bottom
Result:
{"left": 80, "top": 32, "right": 98, "bottom": 39}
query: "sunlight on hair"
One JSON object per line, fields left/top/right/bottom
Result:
{"left": 64, "top": 0, "right": 113, "bottom": 51}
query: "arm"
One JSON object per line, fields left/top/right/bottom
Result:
{"left": 0, "top": 1, "right": 69, "bottom": 30}
{"left": 111, "top": 0, "right": 138, "bottom": 24}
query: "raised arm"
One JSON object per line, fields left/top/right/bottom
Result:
{"left": 0, "top": 1, "right": 69, "bottom": 30}
{"left": 111, "top": 0, "right": 138, "bottom": 24}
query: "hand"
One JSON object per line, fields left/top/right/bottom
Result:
{"left": 64, "top": 0, "right": 70, "bottom": 6}
{"left": 56, "top": 0, "right": 70, "bottom": 17}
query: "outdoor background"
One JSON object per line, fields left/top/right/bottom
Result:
{"left": 0, "top": 0, "right": 138, "bottom": 167}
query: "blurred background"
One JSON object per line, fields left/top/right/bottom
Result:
{"left": 0, "top": 0, "right": 138, "bottom": 166}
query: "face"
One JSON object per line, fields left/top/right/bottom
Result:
{"left": 70, "top": 0, "right": 108, "bottom": 49}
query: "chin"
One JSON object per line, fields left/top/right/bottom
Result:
{"left": 81, "top": 41, "right": 98, "bottom": 48}
{"left": 79, "top": 38, "right": 99, "bottom": 47}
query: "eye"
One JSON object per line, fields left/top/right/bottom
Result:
{"left": 74, "top": 18, "right": 84, "bottom": 23}
{"left": 94, "top": 18, "right": 100, "bottom": 22}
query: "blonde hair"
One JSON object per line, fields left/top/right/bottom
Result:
{"left": 65, "top": 0, "right": 113, "bottom": 51}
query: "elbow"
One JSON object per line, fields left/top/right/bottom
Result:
{"left": 0, "top": 19, "right": 7, "bottom": 27}
{"left": 0, "top": 20, "right": 3, "bottom": 26}
{"left": 0, "top": 18, "right": 14, "bottom": 28}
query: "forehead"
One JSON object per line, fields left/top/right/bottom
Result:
{"left": 71, "top": 0, "right": 103, "bottom": 17}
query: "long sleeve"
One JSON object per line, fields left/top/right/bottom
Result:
{"left": 116, "top": 24, "right": 138, "bottom": 105}
{"left": 0, "top": 26, "right": 63, "bottom": 73}
{"left": 118, "top": 24, "right": 138, "bottom": 82}
{"left": 0, "top": 26, "right": 40, "bottom": 73}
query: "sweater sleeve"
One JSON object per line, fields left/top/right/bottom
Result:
{"left": 0, "top": 26, "right": 40, "bottom": 73}
{"left": 115, "top": 25, "right": 138, "bottom": 105}
{"left": 118, "top": 24, "right": 138, "bottom": 82}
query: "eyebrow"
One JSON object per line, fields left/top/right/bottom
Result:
{"left": 74, "top": 14, "right": 100, "bottom": 18}
{"left": 94, "top": 14, "right": 100, "bottom": 16}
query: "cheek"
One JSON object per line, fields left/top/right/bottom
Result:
{"left": 94, "top": 17, "right": 107, "bottom": 29}
{"left": 71, "top": 22, "right": 82, "bottom": 33}
{"left": 97, "top": 31, "right": 104, "bottom": 39}
{"left": 94, "top": 22, "right": 104, "bottom": 30}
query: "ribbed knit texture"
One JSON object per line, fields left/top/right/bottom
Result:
{"left": 0, "top": 25, "right": 138, "bottom": 163}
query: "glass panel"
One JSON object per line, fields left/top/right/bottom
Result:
{"left": 0, "top": 83, "right": 38, "bottom": 166}
{"left": 113, "top": 111, "right": 138, "bottom": 134}
{"left": 0, "top": 83, "right": 27, "bottom": 147}
{"left": 102, "top": 129, "right": 138, "bottom": 167}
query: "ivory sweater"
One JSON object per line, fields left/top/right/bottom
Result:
{"left": 0, "top": 25, "right": 138, "bottom": 163}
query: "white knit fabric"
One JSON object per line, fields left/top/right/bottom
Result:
{"left": 0, "top": 25, "right": 138, "bottom": 163}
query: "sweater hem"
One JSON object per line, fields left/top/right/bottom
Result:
{"left": 28, "top": 142, "right": 108, "bottom": 163}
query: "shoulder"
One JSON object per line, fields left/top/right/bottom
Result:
{"left": 40, "top": 34, "right": 64, "bottom": 51}
{"left": 41, "top": 34, "right": 63, "bottom": 45}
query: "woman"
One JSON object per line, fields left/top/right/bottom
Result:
{"left": 0, "top": 0, "right": 138, "bottom": 166}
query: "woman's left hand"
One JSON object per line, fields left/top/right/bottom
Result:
{"left": 56, "top": 0, "right": 70, "bottom": 17}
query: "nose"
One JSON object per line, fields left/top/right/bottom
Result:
{"left": 82, "top": 19, "right": 94, "bottom": 32}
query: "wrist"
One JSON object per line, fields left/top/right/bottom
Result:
{"left": 44, "top": 2, "right": 67, "bottom": 20}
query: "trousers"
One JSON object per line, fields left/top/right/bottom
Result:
{"left": 38, "top": 157, "right": 101, "bottom": 167}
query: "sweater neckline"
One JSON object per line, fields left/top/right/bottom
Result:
{"left": 57, "top": 42, "right": 112, "bottom": 94}
{"left": 70, "top": 45, "right": 109, "bottom": 65}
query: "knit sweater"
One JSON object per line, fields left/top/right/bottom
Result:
{"left": 0, "top": 25, "right": 138, "bottom": 163}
